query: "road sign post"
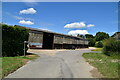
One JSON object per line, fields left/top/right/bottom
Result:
{"left": 24, "top": 41, "right": 29, "bottom": 57}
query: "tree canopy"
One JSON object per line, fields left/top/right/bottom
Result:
{"left": 95, "top": 32, "right": 109, "bottom": 41}
{"left": 85, "top": 34, "right": 94, "bottom": 39}
{"left": 77, "top": 34, "right": 84, "bottom": 38}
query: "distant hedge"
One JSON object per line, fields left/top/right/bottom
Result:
{"left": 103, "top": 38, "right": 120, "bottom": 56}
{"left": 2, "top": 24, "right": 29, "bottom": 57}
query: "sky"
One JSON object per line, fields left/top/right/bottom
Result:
{"left": 2, "top": 2, "right": 118, "bottom": 36}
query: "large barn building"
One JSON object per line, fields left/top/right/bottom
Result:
{"left": 16, "top": 25, "right": 89, "bottom": 49}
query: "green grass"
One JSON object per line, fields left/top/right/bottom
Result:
{"left": 82, "top": 52, "right": 119, "bottom": 78}
{"left": 91, "top": 48, "right": 103, "bottom": 51}
{"left": 1, "top": 54, "right": 39, "bottom": 78}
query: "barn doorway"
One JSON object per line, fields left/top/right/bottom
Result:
{"left": 42, "top": 32, "right": 54, "bottom": 49}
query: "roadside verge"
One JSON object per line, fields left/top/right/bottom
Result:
{"left": 82, "top": 52, "right": 119, "bottom": 78}
{"left": 1, "top": 53, "right": 39, "bottom": 78}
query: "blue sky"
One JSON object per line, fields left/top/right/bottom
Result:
{"left": 2, "top": 2, "right": 118, "bottom": 36}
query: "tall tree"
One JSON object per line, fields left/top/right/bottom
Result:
{"left": 95, "top": 32, "right": 109, "bottom": 41}
{"left": 77, "top": 34, "right": 84, "bottom": 38}
{"left": 85, "top": 34, "right": 95, "bottom": 47}
{"left": 85, "top": 34, "right": 94, "bottom": 39}
{"left": 77, "top": 34, "right": 95, "bottom": 47}
{"left": 88, "top": 38, "right": 96, "bottom": 47}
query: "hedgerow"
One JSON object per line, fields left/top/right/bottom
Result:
{"left": 2, "top": 24, "right": 29, "bottom": 57}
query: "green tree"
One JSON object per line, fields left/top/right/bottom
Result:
{"left": 95, "top": 32, "right": 109, "bottom": 41}
{"left": 77, "top": 34, "right": 95, "bottom": 47}
{"left": 95, "top": 41, "right": 103, "bottom": 48}
{"left": 85, "top": 34, "right": 95, "bottom": 47}
{"left": 77, "top": 34, "right": 84, "bottom": 38}
{"left": 85, "top": 34, "right": 94, "bottom": 39}
{"left": 88, "top": 38, "right": 95, "bottom": 47}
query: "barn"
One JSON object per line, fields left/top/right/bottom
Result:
{"left": 16, "top": 25, "right": 89, "bottom": 49}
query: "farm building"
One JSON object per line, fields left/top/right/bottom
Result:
{"left": 113, "top": 32, "right": 120, "bottom": 40}
{"left": 15, "top": 25, "right": 89, "bottom": 49}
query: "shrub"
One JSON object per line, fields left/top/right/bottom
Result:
{"left": 103, "top": 38, "right": 120, "bottom": 56}
{"left": 2, "top": 24, "right": 29, "bottom": 57}
{"left": 95, "top": 41, "right": 103, "bottom": 48}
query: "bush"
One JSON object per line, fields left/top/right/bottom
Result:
{"left": 95, "top": 41, "right": 103, "bottom": 48}
{"left": 103, "top": 38, "right": 120, "bottom": 56}
{"left": 2, "top": 24, "right": 29, "bottom": 57}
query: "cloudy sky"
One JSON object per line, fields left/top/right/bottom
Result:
{"left": 2, "top": 2, "right": 118, "bottom": 36}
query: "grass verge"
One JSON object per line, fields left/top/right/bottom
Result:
{"left": 82, "top": 52, "right": 119, "bottom": 78}
{"left": 1, "top": 53, "right": 39, "bottom": 78}
{"left": 91, "top": 48, "right": 103, "bottom": 51}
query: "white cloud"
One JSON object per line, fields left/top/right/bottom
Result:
{"left": 19, "top": 20, "right": 34, "bottom": 25}
{"left": 13, "top": 16, "right": 34, "bottom": 20}
{"left": 64, "top": 22, "right": 95, "bottom": 28}
{"left": 19, "top": 8, "right": 36, "bottom": 14}
{"left": 87, "top": 24, "right": 95, "bottom": 27}
{"left": 38, "top": 28, "right": 52, "bottom": 31}
{"left": 64, "top": 22, "right": 86, "bottom": 28}
{"left": 14, "top": 16, "right": 23, "bottom": 20}
{"left": 68, "top": 30, "right": 89, "bottom": 36}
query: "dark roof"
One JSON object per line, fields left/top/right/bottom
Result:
{"left": 15, "top": 25, "right": 86, "bottom": 40}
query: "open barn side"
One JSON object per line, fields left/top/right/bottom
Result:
{"left": 28, "top": 29, "right": 89, "bottom": 49}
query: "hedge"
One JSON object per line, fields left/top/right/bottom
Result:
{"left": 103, "top": 38, "right": 120, "bottom": 56}
{"left": 2, "top": 24, "right": 29, "bottom": 57}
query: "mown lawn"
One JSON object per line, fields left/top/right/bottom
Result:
{"left": 82, "top": 52, "right": 119, "bottom": 78}
{"left": 91, "top": 48, "right": 103, "bottom": 51}
{"left": 1, "top": 54, "right": 39, "bottom": 78}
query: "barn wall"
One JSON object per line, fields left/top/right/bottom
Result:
{"left": 53, "top": 34, "right": 89, "bottom": 49}
{"left": 54, "top": 35, "right": 63, "bottom": 44}
{"left": 28, "top": 31, "right": 89, "bottom": 49}
{"left": 28, "top": 32, "right": 43, "bottom": 43}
